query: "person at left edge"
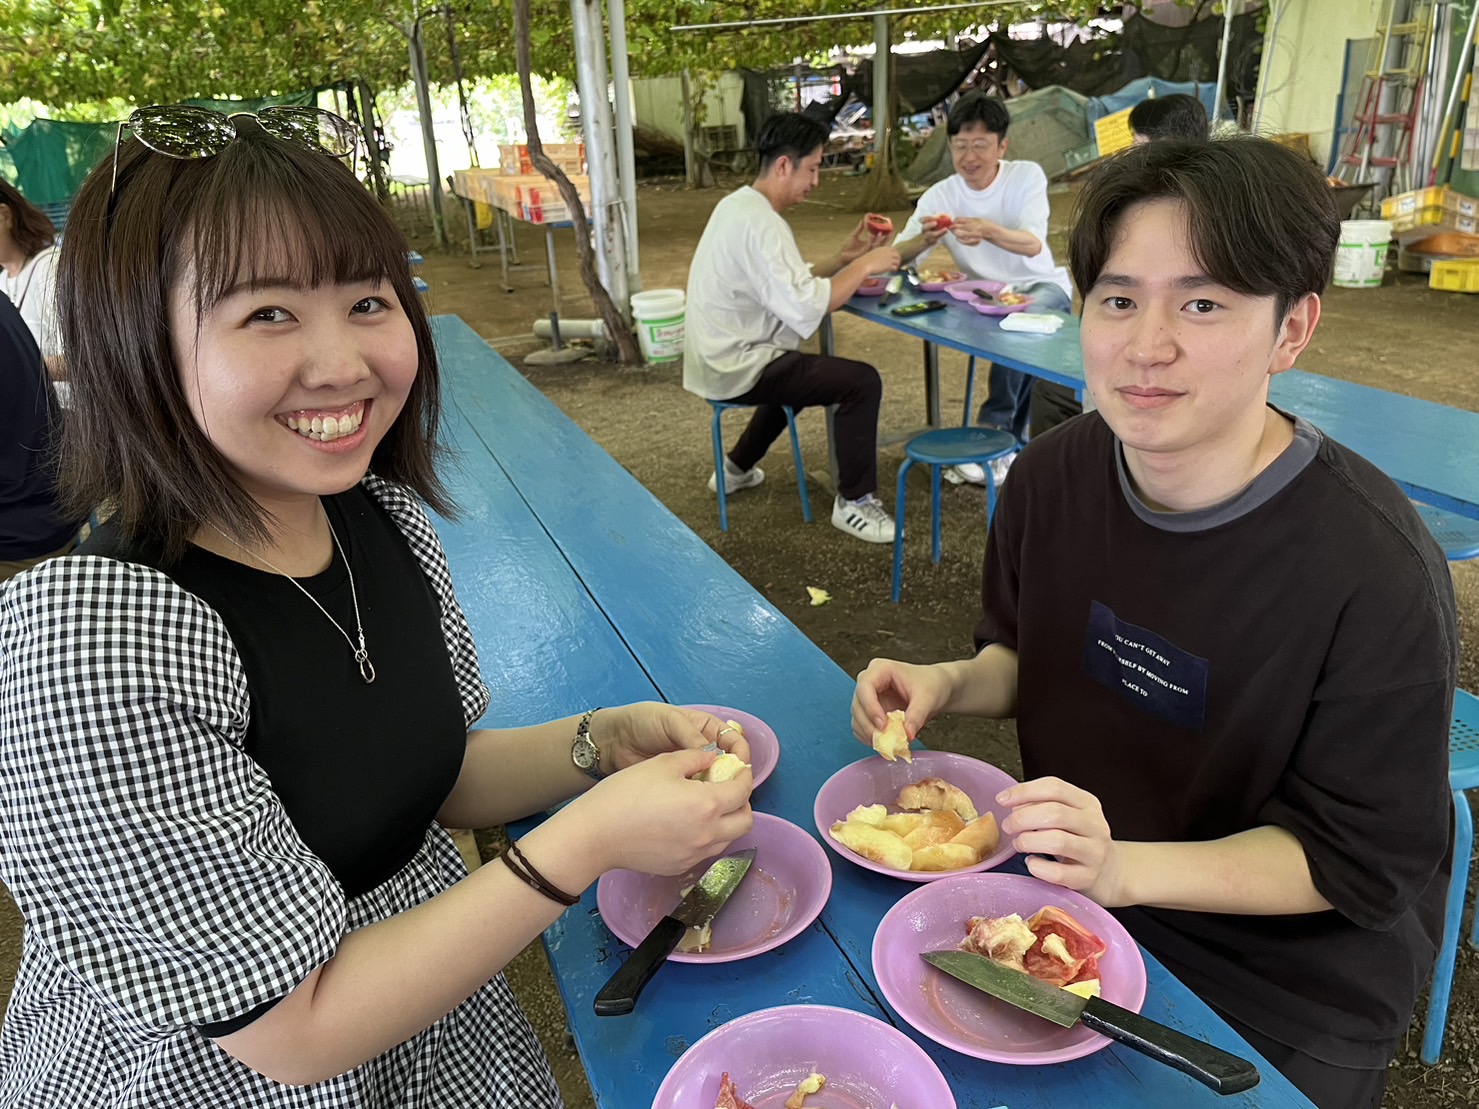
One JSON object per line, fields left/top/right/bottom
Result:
{"left": 684, "top": 111, "right": 902, "bottom": 544}
{"left": 0, "top": 292, "right": 80, "bottom": 583}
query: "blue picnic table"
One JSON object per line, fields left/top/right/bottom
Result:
{"left": 427, "top": 314, "right": 1316, "bottom": 1109}
{"left": 831, "top": 287, "right": 1479, "bottom": 522}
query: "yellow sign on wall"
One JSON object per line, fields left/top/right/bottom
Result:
{"left": 1094, "top": 108, "right": 1135, "bottom": 157}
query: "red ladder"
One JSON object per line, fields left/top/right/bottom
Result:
{"left": 1336, "top": 0, "right": 1435, "bottom": 195}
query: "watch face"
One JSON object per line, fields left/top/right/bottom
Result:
{"left": 574, "top": 736, "right": 599, "bottom": 770}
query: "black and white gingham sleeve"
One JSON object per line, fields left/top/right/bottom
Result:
{"left": 364, "top": 475, "right": 491, "bottom": 728}
{"left": 0, "top": 557, "right": 347, "bottom": 1032}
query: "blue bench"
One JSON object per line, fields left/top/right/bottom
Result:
{"left": 1415, "top": 502, "right": 1479, "bottom": 561}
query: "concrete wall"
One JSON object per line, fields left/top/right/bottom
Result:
{"left": 1255, "top": 0, "right": 1385, "bottom": 166}
{"left": 632, "top": 72, "right": 746, "bottom": 145}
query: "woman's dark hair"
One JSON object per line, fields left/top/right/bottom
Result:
{"left": 1128, "top": 94, "right": 1210, "bottom": 142}
{"left": 56, "top": 118, "right": 453, "bottom": 560}
{"left": 755, "top": 113, "right": 829, "bottom": 172}
{"left": 0, "top": 179, "right": 56, "bottom": 259}
{"left": 947, "top": 93, "right": 1011, "bottom": 139}
{"left": 1069, "top": 137, "right": 1340, "bottom": 324}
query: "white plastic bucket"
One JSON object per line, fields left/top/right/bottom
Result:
{"left": 1332, "top": 219, "right": 1392, "bottom": 288}
{"left": 630, "top": 288, "right": 686, "bottom": 363}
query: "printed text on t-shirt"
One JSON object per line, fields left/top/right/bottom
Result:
{"left": 1081, "top": 601, "right": 1208, "bottom": 730}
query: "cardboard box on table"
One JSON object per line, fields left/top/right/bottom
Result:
{"left": 453, "top": 168, "right": 592, "bottom": 224}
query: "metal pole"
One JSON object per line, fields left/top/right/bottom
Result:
{"left": 606, "top": 0, "right": 641, "bottom": 292}
{"left": 873, "top": 13, "right": 890, "bottom": 159}
{"left": 571, "top": 0, "right": 630, "bottom": 318}
{"left": 1433, "top": 0, "right": 1479, "bottom": 182}
{"left": 408, "top": 15, "right": 447, "bottom": 247}
{"left": 1213, "top": 0, "right": 1239, "bottom": 125}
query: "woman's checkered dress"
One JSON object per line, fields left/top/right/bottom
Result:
{"left": 0, "top": 478, "right": 563, "bottom": 1107}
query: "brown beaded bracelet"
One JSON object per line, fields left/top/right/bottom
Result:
{"left": 500, "top": 841, "right": 580, "bottom": 907}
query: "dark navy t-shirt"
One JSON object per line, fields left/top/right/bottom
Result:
{"left": 0, "top": 294, "right": 77, "bottom": 558}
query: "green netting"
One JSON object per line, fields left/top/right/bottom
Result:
{"left": 0, "top": 118, "right": 115, "bottom": 205}
{"left": 0, "top": 87, "right": 333, "bottom": 207}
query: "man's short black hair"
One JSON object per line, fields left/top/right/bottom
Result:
{"left": 755, "top": 113, "right": 829, "bottom": 173}
{"left": 1070, "top": 137, "right": 1340, "bottom": 323}
{"left": 947, "top": 93, "right": 1010, "bottom": 139}
{"left": 1128, "top": 94, "right": 1210, "bottom": 142}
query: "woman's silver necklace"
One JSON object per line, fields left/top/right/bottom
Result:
{"left": 212, "top": 511, "right": 377, "bottom": 684}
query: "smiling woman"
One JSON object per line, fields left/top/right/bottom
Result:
{"left": 0, "top": 106, "right": 756, "bottom": 1107}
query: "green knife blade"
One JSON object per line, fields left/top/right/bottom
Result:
{"left": 671, "top": 847, "right": 756, "bottom": 928}
{"left": 921, "top": 950, "right": 1261, "bottom": 1095}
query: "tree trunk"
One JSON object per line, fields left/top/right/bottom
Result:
{"left": 858, "top": 48, "right": 911, "bottom": 212}
{"left": 356, "top": 79, "right": 390, "bottom": 203}
{"left": 514, "top": 0, "right": 643, "bottom": 364}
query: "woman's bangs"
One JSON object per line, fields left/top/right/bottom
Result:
{"left": 174, "top": 148, "right": 405, "bottom": 314}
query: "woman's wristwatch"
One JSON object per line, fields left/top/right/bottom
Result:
{"left": 571, "top": 707, "right": 604, "bottom": 779}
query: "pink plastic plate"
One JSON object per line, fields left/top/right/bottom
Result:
{"left": 942, "top": 278, "right": 1034, "bottom": 315}
{"left": 681, "top": 704, "right": 778, "bottom": 788}
{"left": 916, "top": 269, "right": 966, "bottom": 292}
{"left": 855, "top": 278, "right": 889, "bottom": 297}
{"left": 596, "top": 813, "right": 830, "bottom": 964}
{"left": 873, "top": 872, "right": 1147, "bottom": 1064}
{"left": 813, "top": 750, "right": 1019, "bottom": 882}
{"left": 652, "top": 1003, "right": 958, "bottom": 1109}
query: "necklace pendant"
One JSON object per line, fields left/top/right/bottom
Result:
{"left": 355, "top": 647, "right": 376, "bottom": 684}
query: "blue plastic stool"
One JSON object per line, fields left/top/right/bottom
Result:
{"left": 891, "top": 427, "right": 1017, "bottom": 602}
{"left": 708, "top": 400, "right": 812, "bottom": 532}
{"left": 1414, "top": 502, "right": 1479, "bottom": 561}
{"left": 1422, "top": 688, "right": 1479, "bottom": 1064}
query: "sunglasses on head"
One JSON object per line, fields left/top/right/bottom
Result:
{"left": 110, "top": 104, "right": 359, "bottom": 193}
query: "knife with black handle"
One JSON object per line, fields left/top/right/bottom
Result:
{"left": 593, "top": 848, "right": 755, "bottom": 1017}
{"left": 923, "top": 950, "right": 1260, "bottom": 1095}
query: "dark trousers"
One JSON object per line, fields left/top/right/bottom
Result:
{"left": 1029, "top": 379, "right": 1083, "bottom": 439}
{"left": 1214, "top": 1008, "right": 1387, "bottom": 1109}
{"left": 727, "top": 350, "right": 882, "bottom": 502}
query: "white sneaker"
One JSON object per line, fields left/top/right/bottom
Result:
{"left": 945, "top": 462, "right": 988, "bottom": 486}
{"left": 832, "top": 494, "right": 896, "bottom": 544}
{"left": 988, "top": 451, "right": 1018, "bottom": 486}
{"left": 707, "top": 464, "right": 765, "bottom": 495}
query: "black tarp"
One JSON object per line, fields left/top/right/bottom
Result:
{"left": 739, "top": 43, "right": 990, "bottom": 142}
{"left": 988, "top": 10, "right": 1264, "bottom": 101}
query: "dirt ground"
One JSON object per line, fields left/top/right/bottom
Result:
{"left": 0, "top": 168, "right": 1473, "bottom": 1107}
{"left": 414, "top": 170, "right": 1479, "bottom": 1108}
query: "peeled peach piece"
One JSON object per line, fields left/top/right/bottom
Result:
{"left": 871, "top": 709, "right": 912, "bottom": 763}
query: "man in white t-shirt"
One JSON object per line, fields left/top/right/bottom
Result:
{"left": 684, "top": 113, "right": 901, "bottom": 544}
{"left": 895, "top": 93, "right": 1078, "bottom": 485}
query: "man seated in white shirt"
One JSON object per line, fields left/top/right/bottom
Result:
{"left": 684, "top": 113, "right": 902, "bottom": 544}
{"left": 894, "top": 93, "right": 1077, "bottom": 486}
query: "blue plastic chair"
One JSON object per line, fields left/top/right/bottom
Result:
{"left": 890, "top": 426, "right": 1017, "bottom": 602}
{"left": 707, "top": 400, "right": 811, "bottom": 532}
{"left": 1414, "top": 502, "right": 1479, "bottom": 561}
{"left": 1422, "top": 688, "right": 1479, "bottom": 1064}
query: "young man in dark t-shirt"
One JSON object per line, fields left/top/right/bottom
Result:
{"left": 852, "top": 138, "right": 1457, "bottom": 1109}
